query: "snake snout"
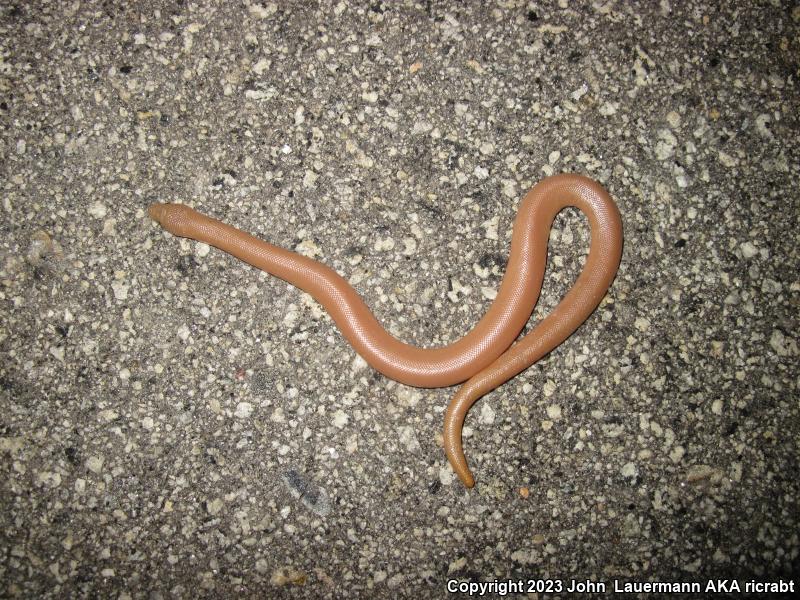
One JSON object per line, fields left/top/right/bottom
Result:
{"left": 148, "top": 203, "right": 168, "bottom": 223}
{"left": 149, "top": 203, "right": 197, "bottom": 238}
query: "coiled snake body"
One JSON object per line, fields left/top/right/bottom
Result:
{"left": 149, "top": 173, "right": 623, "bottom": 488}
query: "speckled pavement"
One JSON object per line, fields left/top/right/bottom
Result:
{"left": 1, "top": 1, "right": 798, "bottom": 598}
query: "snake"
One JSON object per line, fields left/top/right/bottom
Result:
{"left": 149, "top": 173, "right": 623, "bottom": 488}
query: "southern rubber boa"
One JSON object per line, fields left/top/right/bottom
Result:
{"left": 149, "top": 173, "right": 623, "bottom": 488}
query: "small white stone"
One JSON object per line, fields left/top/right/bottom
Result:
{"left": 669, "top": 445, "right": 685, "bottom": 463}
{"left": 754, "top": 114, "right": 773, "bottom": 139}
{"left": 412, "top": 120, "right": 433, "bottom": 134}
{"left": 102, "top": 218, "right": 116, "bottom": 235}
{"left": 396, "top": 386, "right": 422, "bottom": 408}
{"left": 481, "top": 215, "right": 499, "bottom": 240}
{"left": 253, "top": 58, "right": 271, "bottom": 74}
{"left": 177, "top": 324, "right": 191, "bottom": 341}
{"left": 656, "top": 129, "right": 677, "bottom": 157}
{"left": 49, "top": 346, "right": 65, "bottom": 362}
{"left": 740, "top": 241, "right": 758, "bottom": 258}
{"left": 111, "top": 281, "right": 129, "bottom": 301}
{"left": 474, "top": 263, "right": 489, "bottom": 280}
{"left": 718, "top": 150, "right": 738, "bottom": 167}
{"left": 570, "top": 84, "right": 588, "bottom": 101}
{"left": 666, "top": 111, "right": 681, "bottom": 128}
{"left": 439, "top": 465, "right": 454, "bottom": 485}
{"left": 295, "top": 239, "right": 321, "bottom": 258}
{"left": 501, "top": 179, "right": 517, "bottom": 199}
{"left": 37, "top": 471, "right": 62, "bottom": 487}
{"left": 546, "top": 404, "right": 562, "bottom": 420}
{"left": 332, "top": 409, "right": 349, "bottom": 428}
{"left": 99, "top": 409, "right": 118, "bottom": 422}
{"left": 479, "top": 402, "right": 495, "bottom": 425}
{"left": 302, "top": 170, "right": 318, "bottom": 188}
{"left": 235, "top": 402, "right": 253, "bottom": 419}
{"left": 397, "top": 426, "right": 421, "bottom": 452}
{"left": 87, "top": 456, "right": 104, "bottom": 474}
{"left": 248, "top": 2, "right": 277, "bottom": 18}
{"left": 621, "top": 462, "right": 638, "bottom": 479}
{"left": 195, "top": 242, "right": 210, "bottom": 257}
{"left": 373, "top": 237, "right": 395, "bottom": 252}
{"left": 448, "top": 557, "right": 467, "bottom": 574}
{"left": 207, "top": 497, "right": 224, "bottom": 515}
{"left": 245, "top": 89, "right": 273, "bottom": 100}
{"left": 548, "top": 150, "right": 561, "bottom": 165}
{"left": 88, "top": 201, "right": 108, "bottom": 219}
{"left": 770, "top": 329, "right": 797, "bottom": 356}
{"left": 351, "top": 354, "right": 368, "bottom": 373}
{"left": 599, "top": 101, "right": 617, "bottom": 116}
{"left": 446, "top": 278, "right": 471, "bottom": 302}
{"left": 473, "top": 165, "right": 489, "bottom": 179}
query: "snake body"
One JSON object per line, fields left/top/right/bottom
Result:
{"left": 149, "top": 173, "right": 623, "bottom": 488}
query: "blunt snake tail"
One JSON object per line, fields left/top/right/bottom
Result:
{"left": 149, "top": 173, "right": 623, "bottom": 488}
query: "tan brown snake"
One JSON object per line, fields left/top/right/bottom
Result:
{"left": 149, "top": 173, "right": 623, "bottom": 488}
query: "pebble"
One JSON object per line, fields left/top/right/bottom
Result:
{"left": 332, "top": 410, "right": 349, "bottom": 428}
{"left": 234, "top": 402, "right": 253, "bottom": 419}
{"left": 86, "top": 456, "right": 104, "bottom": 474}
{"left": 88, "top": 201, "right": 108, "bottom": 219}
{"left": 546, "top": 404, "right": 562, "bottom": 420}
{"left": 740, "top": 241, "right": 758, "bottom": 258}
{"left": 478, "top": 402, "right": 495, "bottom": 425}
{"left": 621, "top": 462, "right": 638, "bottom": 479}
{"left": 655, "top": 129, "right": 677, "bottom": 160}
{"left": 206, "top": 498, "right": 224, "bottom": 516}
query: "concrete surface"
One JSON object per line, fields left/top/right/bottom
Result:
{"left": 1, "top": 1, "right": 798, "bottom": 598}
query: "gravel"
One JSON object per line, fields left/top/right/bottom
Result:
{"left": 1, "top": 1, "right": 798, "bottom": 597}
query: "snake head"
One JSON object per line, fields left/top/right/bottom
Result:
{"left": 148, "top": 203, "right": 199, "bottom": 238}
